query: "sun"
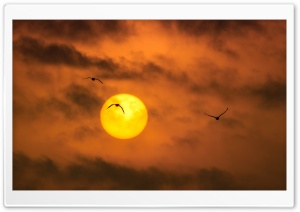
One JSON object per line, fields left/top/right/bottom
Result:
{"left": 100, "top": 94, "right": 148, "bottom": 139}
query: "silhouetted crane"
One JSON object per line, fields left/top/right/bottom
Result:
{"left": 107, "top": 104, "right": 125, "bottom": 114}
{"left": 83, "top": 77, "right": 103, "bottom": 84}
{"left": 204, "top": 108, "right": 228, "bottom": 120}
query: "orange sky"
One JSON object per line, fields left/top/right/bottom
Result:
{"left": 13, "top": 20, "right": 286, "bottom": 190}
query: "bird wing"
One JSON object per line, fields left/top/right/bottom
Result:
{"left": 95, "top": 78, "right": 103, "bottom": 84}
{"left": 107, "top": 104, "right": 114, "bottom": 109}
{"left": 218, "top": 108, "right": 228, "bottom": 117}
{"left": 204, "top": 113, "right": 217, "bottom": 118}
{"left": 119, "top": 105, "right": 125, "bottom": 114}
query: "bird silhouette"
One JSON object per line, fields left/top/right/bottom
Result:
{"left": 204, "top": 108, "right": 228, "bottom": 120}
{"left": 107, "top": 104, "right": 125, "bottom": 114}
{"left": 83, "top": 77, "right": 103, "bottom": 84}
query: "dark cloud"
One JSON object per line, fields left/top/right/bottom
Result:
{"left": 189, "top": 66, "right": 286, "bottom": 109}
{"left": 220, "top": 118, "right": 245, "bottom": 128}
{"left": 189, "top": 64, "right": 239, "bottom": 101}
{"left": 147, "top": 108, "right": 161, "bottom": 118}
{"left": 13, "top": 152, "right": 245, "bottom": 190}
{"left": 100, "top": 68, "right": 139, "bottom": 80}
{"left": 73, "top": 125, "right": 101, "bottom": 142}
{"left": 136, "top": 61, "right": 190, "bottom": 86}
{"left": 13, "top": 20, "right": 132, "bottom": 43}
{"left": 247, "top": 79, "right": 286, "bottom": 108}
{"left": 64, "top": 84, "right": 104, "bottom": 115}
{"left": 14, "top": 37, "right": 118, "bottom": 71}
{"left": 13, "top": 84, "right": 104, "bottom": 121}
{"left": 172, "top": 134, "right": 200, "bottom": 149}
{"left": 195, "top": 168, "right": 238, "bottom": 190}
{"left": 13, "top": 153, "right": 61, "bottom": 190}
{"left": 208, "top": 38, "right": 240, "bottom": 59}
{"left": 99, "top": 61, "right": 167, "bottom": 81}
{"left": 170, "top": 130, "right": 206, "bottom": 149}
{"left": 163, "top": 20, "right": 264, "bottom": 37}
{"left": 142, "top": 62, "right": 164, "bottom": 75}
{"left": 38, "top": 97, "right": 75, "bottom": 119}
{"left": 159, "top": 20, "right": 267, "bottom": 59}
{"left": 202, "top": 80, "right": 233, "bottom": 100}
{"left": 13, "top": 97, "right": 74, "bottom": 121}
{"left": 141, "top": 61, "right": 183, "bottom": 83}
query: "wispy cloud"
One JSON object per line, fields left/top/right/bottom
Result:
{"left": 163, "top": 20, "right": 265, "bottom": 37}
{"left": 13, "top": 20, "right": 134, "bottom": 43}
{"left": 13, "top": 152, "right": 244, "bottom": 190}
{"left": 64, "top": 84, "right": 104, "bottom": 115}
{"left": 14, "top": 37, "right": 118, "bottom": 71}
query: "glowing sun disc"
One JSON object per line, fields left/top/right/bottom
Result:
{"left": 100, "top": 94, "right": 148, "bottom": 139}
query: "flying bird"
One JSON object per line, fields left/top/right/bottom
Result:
{"left": 83, "top": 77, "right": 103, "bottom": 84}
{"left": 204, "top": 108, "right": 228, "bottom": 120}
{"left": 107, "top": 104, "right": 125, "bottom": 114}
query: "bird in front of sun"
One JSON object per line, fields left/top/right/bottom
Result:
{"left": 107, "top": 104, "right": 125, "bottom": 114}
{"left": 83, "top": 77, "right": 103, "bottom": 84}
{"left": 204, "top": 108, "right": 228, "bottom": 120}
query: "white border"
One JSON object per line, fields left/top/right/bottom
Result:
{"left": 3, "top": 4, "right": 294, "bottom": 207}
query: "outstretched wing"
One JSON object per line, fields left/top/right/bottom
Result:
{"left": 203, "top": 113, "right": 217, "bottom": 118}
{"left": 95, "top": 78, "right": 103, "bottom": 84}
{"left": 119, "top": 105, "right": 125, "bottom": 114}
{"left": 218, "top": 108, "right": 228, "bottom": 117}
{"left": 107, "top": 104, "right": 114, "bottom": 109}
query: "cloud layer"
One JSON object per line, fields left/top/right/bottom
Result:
{"left": 14, "top": 152, "right": 246, "bottom": 190}
{"left": 13, "top": 20, "right": 286, "bottom": 190}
